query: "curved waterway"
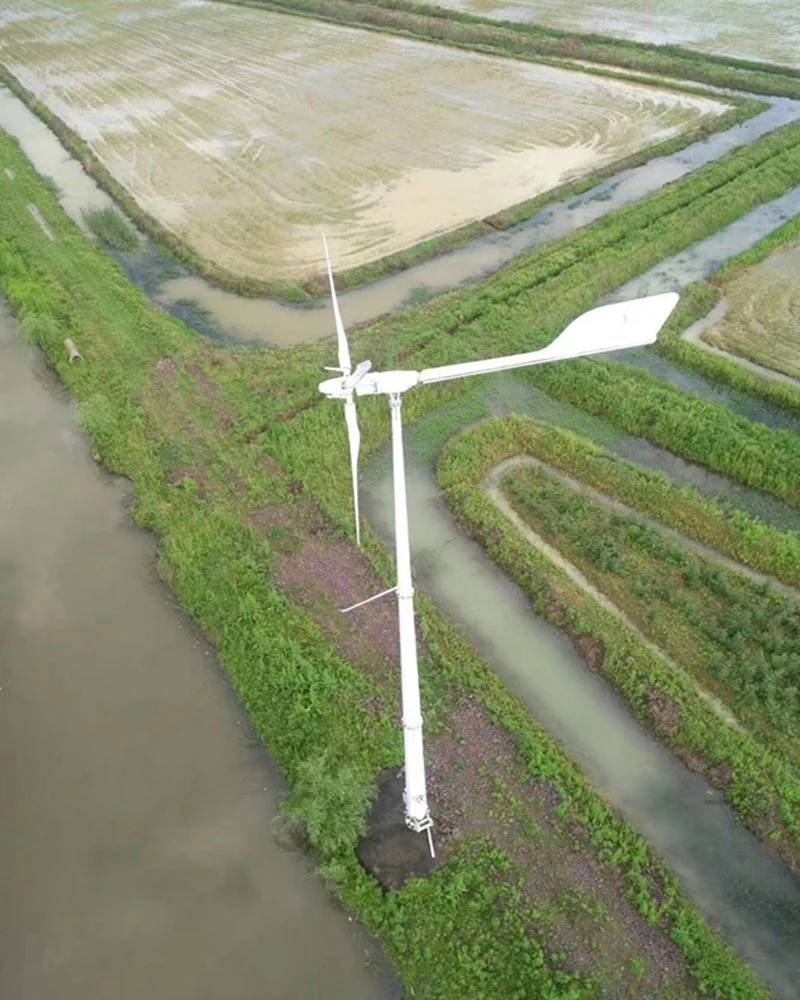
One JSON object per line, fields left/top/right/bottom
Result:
{"left": 5, "top": 76, "right": 800, "bottom": 996}
{"left": 1, "top": 85, "right": 799, "bottom": 347}
{"left": 362, "top": 439, "right": 800, "bottom": 1000}
{"left": 0, "top": 300, "right": 395, "bottom": 999}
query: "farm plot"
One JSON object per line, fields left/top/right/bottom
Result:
{"left": 700, "top": 239, "right": 800, "bottom": 380}
{"left": 434, "top": 0, "right": 800, "bottom": 70}
{"left": 0, "top": 0, "right": 728, "bottom": 281}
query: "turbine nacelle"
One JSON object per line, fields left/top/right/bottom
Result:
{"left": 319, "top": 359, "right": 374, "bottom": 399}
{"left": 319, "top": 367, "right": 418, "bottom": 399}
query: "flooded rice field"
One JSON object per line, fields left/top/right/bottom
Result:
{"left": 0, "top": 299, "right": 393, "bottom": 1000}
{"left": 0, "top": 0, "right": 728, "bottom": 280}
{"left": 435, "top": 0, "right": 800, "bottom": 70}
{"left": 697, "top": 238, "right": 800, "bottom": 380}
{"left": 3, "top": 81, "right": 798, "bottom": 347}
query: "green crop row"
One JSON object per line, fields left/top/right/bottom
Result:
{"left": 502, "top": 464, "right": 800, "bottom": 753}
{"left": 439, "top": 415, "right": 800, "bottom": 588}
{"left": 316, "top": 124, "right": 800, "bottom": 512}
{"left": 437, "top": 417, "right": 800, "bottom": 873}
{"left": 0, "top": 130, "right": 771, "bottom": 1000}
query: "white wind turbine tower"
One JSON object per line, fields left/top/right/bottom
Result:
{"left": 320, "top": 235, "right": 679, "bottom": 855}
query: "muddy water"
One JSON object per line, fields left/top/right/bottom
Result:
{"left": 0, "top": 0, "right": 728, "bottom": 280}
{"left": 487, "top": 373, "right": 800, "bottom": 533}
{"left": 1, "top": 84, "right": 799, "bottom": 346}
{"left": 0, "top": 300, "right": 392, "bottom": 1000}
{"left": 361, "top": 438, "right": 800, "bottom": 1000}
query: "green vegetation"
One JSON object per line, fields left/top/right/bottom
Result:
{"left": 656, "top": 213, "right": 800, "bottom": 405}
{"left": 222, "top": 0, "right": 800, "bottom": 98}
{"left": 82, "top": 206, "right": 139, "bottom": 253}
{"left": 338, "top": 120, "right": 800, "bottom": 507}
{"left": 437, "top": 417, "right": 800, "bottom": 872}
{"left": 503, "top": 464, "right": 800, "bottom": 753}
{"left": 444, "top": 415, "right": 800, "bottom": 588}
{"left": 0, "top": 124, "right": 772, "bottom": 999}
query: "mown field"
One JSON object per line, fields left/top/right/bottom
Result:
{"left": 0, "top": 114, "right": 778, "bottom": 1000}
{"left": 0, "top": 0, "right": 728, "bottom": 287}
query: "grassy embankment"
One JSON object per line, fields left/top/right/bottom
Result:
{"left": 436, "top": 416, "right": 800, "bottom": 872}
{"left": 0, "top": 46, "right": 763, "bottom": 299}
{"left": 655, "top": 213, "right": 800, "bottom": 402}
{"left": 223, "top": 0, "right": 800, "bottom": 99}
{"left": 0, "top": 126, "right": 776, "bottom": 999}
{"left": 329, "top": 121, "right": 800, "bottom": 501}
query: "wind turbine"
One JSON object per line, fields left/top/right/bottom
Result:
{"left": 320, "top": 236, "right": 679, "bottom": 854}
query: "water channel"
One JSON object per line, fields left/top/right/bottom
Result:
{"left": 3, "top": 76, "right": 800, "bottom": 998}
{"left": 362, "top": 424, "right": 800, "bottom": 1000}
{"left": 0, "top": 301, "right": 394, "bottom": 999}
{"left": 1, "top": 85, "right": 800, "bottom": 347}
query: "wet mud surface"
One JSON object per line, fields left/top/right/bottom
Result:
{"left": 0, "top": 0, "right": 727, "bottom": 279}
{"left": 435, "top": 0, "right": 800, "bottom": 69}
{"left": 698, "top": 238, "right": 800, "bottom": 380}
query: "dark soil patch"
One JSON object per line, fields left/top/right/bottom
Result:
{"left": 571, "top": 632, "right": 606, "bottom": 671}
{"left": 358, "top": 769, "right": 441, "bottom": 890}
{"left": 647, "top": 689, "right": 683, "bottom": 738}
{"left": 427, "top": 699, "right": 698, "bottom": 999}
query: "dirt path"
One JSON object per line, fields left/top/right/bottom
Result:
{"left": 483, "top": 457, "right": 746, "bottom": 731}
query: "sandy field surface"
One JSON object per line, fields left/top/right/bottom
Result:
{"left": 435, "top": 0, "right": 800, "bottom": 70}
{"left": 0, "top": 0, "right": 728, "bottom": 280}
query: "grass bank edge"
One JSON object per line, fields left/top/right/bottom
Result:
{"left": 0, "top": 136, "right": 770, "bottom": 1000}
{"left": 436, "top": 416, "right": 800, "bottom": 873}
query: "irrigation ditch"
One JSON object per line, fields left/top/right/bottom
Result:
{"left": 1, "top": 16, "right": 800, "bottom": 999}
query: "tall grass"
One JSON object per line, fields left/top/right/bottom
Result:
{"left": 82, "top": 206, "right": 139, "bottom": 253}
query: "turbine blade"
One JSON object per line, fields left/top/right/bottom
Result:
{"left": 344, "top": 397, "right": 361, "bottom": 547}
{"left": 322, "top": 233, "right": 351, "bottom": 375}
{"left": 418, "top": 292, "right": 679, "bottom": 386}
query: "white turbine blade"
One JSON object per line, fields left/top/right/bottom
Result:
{"left": 322, "top": 233, "right": 351, "bottom": 375}
{"left": 418, "top": 292, "right": 679, "bottom": 386}
{"left": 344, "top": 397, "right": 361, "bottom": 546}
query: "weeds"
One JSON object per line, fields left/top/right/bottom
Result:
{"left": 82, "top": 206, "right": 139, "bottom": 253}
